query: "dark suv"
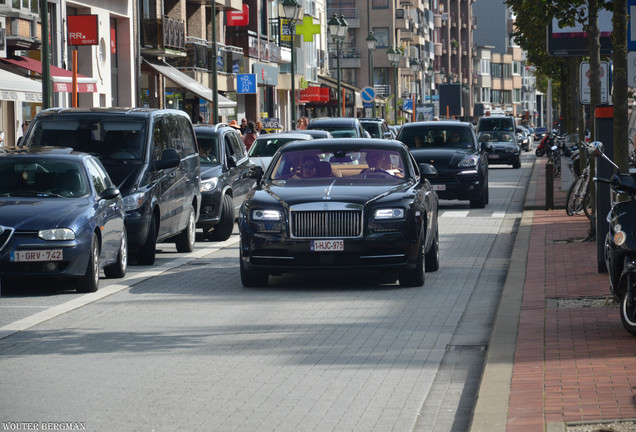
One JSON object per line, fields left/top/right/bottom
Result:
{"left": 23, "top": 108, "right": 201, "bottom": 265}
{"left": 397, "top": 121, "right": 489, "bottom": 208}
{"left": 194, "top": 123, "right": 256, "bottom": 241}
{"left": 307, "top": 117, "right": 368, "bottom": 138}
{"left": 360, "top": 118, "right": 392, "bottom": 139}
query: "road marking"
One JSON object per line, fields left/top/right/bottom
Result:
{"left": 0, "top": 236, "right": 240, "bottom": 340}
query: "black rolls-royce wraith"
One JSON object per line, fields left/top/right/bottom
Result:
{"left": 238, "top": 138, "right": 440, "bottom": 288}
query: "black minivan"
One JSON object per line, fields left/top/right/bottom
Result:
{"left": 23, "top": 108, "right": 201, "bottom": 265}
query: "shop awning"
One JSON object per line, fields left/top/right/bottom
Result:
{"left": 0, "top": 56, "right": 97, "bottom": 93}
{"left": 0, "top": 68, "right": 42, "bottom": 102}
{"left": 142, "top": 58, "right": 236, "bottom": 109}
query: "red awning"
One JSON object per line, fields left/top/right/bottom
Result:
{"left": 0, "top": 56, "right": 97, "bottom": 93}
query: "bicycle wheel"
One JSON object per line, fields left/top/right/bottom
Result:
{"left": 566, "top": 176, "right": 583, "bottom": 216}
{"left": 582, "top": 189, "right": 592, "bottom": 220}
{"left": 571, "top": 173, "right": 589, "bottom": 214}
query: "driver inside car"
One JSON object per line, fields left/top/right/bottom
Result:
{"left": 363, "top": 151, "right": 391, "bottom": 172}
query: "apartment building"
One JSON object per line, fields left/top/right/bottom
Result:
{"left": 472, "top": 1, "right": 538, "bottom": 125}
{"left": 0, "top": 0, "right": 135, "bottom": 144}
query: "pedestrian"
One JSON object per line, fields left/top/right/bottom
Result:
{"left": 243, "top": 121, "right": 258, "bottom": 150}
{"left": 296, "top": 116, "right": 308, "bottom": 130}
{"left": 228, "top": 119, "right": 241, "bottom": 130}
{"left": 16, "top": 121, "right": 30, "bottom": 146}
{"left": 240, "top": 118, "right": 247, "bottom": 134}
{"left": 255, "top": 120, "right": 267, "bottom": 135}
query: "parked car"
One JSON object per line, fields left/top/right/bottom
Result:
{"left": 23, "top": 108, "right": 201, "bottom": 265}
{"left": 288, "top": 129, "right": 333, "bottom": 139}
{"left": 307, "top": 117, "right": 368, "bottom": 138}
{"left": 0, "top": 147, "right": 127, "bottom": 293}
{"left": 396, "top": 121, "right": 490, "bottom": 208}
{"left": 194, "top": 123, "right": 256, "bottom": 241}
{"left": 478, "top": 130, "right": 521, "bottom": 169}
{"left": 389, "top": 125, "right": 402, "bottom": 138}
{"left": 248, "top": 132, "right": 313, "bottom": 171}
{"left": 238, "top": 138, "right": 440, "bottom": 288}
{"left": 476, "top": 114, "right": 516, "bottom": 134}
{"left": 534, "top": 126, "right": 547, "bottom": 141}
{"left": 516, "top": 126, "right": 533, "bottom": 152}
{"left": 360, "top": 118, "right": 392, "bottom": 139}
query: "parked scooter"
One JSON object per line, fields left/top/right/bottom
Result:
{"left": 535, "top": 132, "right": 554, "bottom": 157}
{"left": 591, "top": 141, "right": 636, "bottom": 335}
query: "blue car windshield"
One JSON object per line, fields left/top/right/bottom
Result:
{"left": 0, "top": 159, "right": 89, "bottom": 198}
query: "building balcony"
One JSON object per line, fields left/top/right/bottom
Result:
{"left": 327, "top": 8, "right": 360, "bottom": 29}
{"left": 396, "top": 10, "right": 408, "bottom": 30}
{"left": 141, "top": 16, "right": 186, "bottom": 57}
{"left": 434, "top": 14, "right": 442, "bottom": 28}
{"left": 434, "top": 43, "right": 443, "bottom": 56}
{"left": 400, "top": 30, "right": 414, "bottom": 41}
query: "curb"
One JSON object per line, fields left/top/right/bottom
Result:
{"left": 468, "top": 158, "right": 537, "bottom": 432}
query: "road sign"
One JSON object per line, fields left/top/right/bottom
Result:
{"left": 403, "top": 98, "right": 413, "bottom": 111}
{"left": 579, "top": 61, "right": 609, "bottom": 104}
{"left": 361, "top": 86, "right": 376, "bottom": 103}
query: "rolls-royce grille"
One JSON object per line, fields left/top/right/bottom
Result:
{"left": 291, "top": 210, "right": 362, "bottom": 238}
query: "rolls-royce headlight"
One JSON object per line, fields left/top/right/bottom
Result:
{"left": 201, "top": 178, "right": 218, "bottom": 192}
{"left": 252, "top": 209, "right": 282, "bottom": 221}
{"left": 374, "top": 209, "right": 404, "bottom": 220}
{"left": 458, "top": 154, "right": 479, "bottom": 167}
{"left": 39, "top": 228, "right": 75, "bottom": 241}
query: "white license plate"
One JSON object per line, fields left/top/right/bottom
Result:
{"left": 10, "top": 249, "right": 63, "bottom": 262}
{"left": 489, "top": 154, "right": 499, "bottom": 159}
{"left": 433, "top": 184, "right": 446, "bottom": 191}
{"left": 311, "top": 239, "right": 344, "bottom": 252}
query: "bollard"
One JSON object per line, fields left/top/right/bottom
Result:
{"left": 546, "top": 161, "right": 554, "bottom": 210}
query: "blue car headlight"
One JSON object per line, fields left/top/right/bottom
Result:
{"left": 39, "top": 228, "right": 75, "bottom": 241}
{"left": 201, "top": 177, "right": 218, "bottom": 193}
{"left": 458, "top": 154, "right": 479, "bottom": 167}
{"left": 374, "top": 209, "right": 404, "bottom": 220}
{"left": 122, "top": 192, "right": 145, "bottom": 212}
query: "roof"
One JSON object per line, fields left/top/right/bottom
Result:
{"left": 254, "top": 132, "right": 312, "bottom": 140}
{"left": 0, "top": 146, "right": 87, "bottom": 158}
{"left": 401, "top": 120, "right": 473, "bottom": 129}
{"left": 308, "top": 117, "right": 361, "bottom": 127}
{"left": 277, "top": 138, "right": 408, "bottom": 152}
{"left": 34, "top": 107, "right": 188, "bottom": 120}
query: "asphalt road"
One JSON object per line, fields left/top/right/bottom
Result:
{"left": 0, "top": 152, "right": 534, "bottom": 432}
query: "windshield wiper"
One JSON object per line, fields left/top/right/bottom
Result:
{"left": 9, "top": 191, "right": 62, "bottom": 198}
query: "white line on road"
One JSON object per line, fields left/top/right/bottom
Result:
{"left": 0, "top": 236, "right": 240, "bottom": 340}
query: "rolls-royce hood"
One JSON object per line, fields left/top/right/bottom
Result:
{"left": 259, "top": 181, "right": 410, "bottom": 207}
{"left": 410, "top": 148, "right": 472, "bottom": 167}
{"left": 0, "top": 198, "right": 90, "bottom": 230}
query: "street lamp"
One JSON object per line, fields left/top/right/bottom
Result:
{"left": 410, "top": 57, "right": 421, "bottom": 102}
{"left": 366, "top": 31, "right": 377, "bottom": 117}
{"left": 426, "top": 65, "right": 433, "bottom": 103}
{"left": 328, "top": 14, "right": 349, "bottom": 117}
{"left": 387, "top": 46, "right": 401, "bottom": 125}
{"left": 282, "top": 0, "right": 301, "bottom": 129}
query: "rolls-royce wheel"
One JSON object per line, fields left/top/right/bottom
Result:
{"left": 424, "top": 226, "right": 439, "bottom": 272}
{"left": 399, "top": 246, "right": 425, "bottom": 287}
{"left": 240, "top": 256, "right": 269, "bottom": 287}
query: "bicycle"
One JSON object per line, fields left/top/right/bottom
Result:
{"left": 565, "top": 142, "right": 592, "bottom": 219}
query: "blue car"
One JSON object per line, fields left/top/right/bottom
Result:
{"left": 0, "top": 147, "right": 127, "bottom": 293}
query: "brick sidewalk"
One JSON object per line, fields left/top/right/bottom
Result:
{"left": 506, "top": 158, "right": 636, "bottom": 431}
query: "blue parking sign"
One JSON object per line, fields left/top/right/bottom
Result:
{"left": 237, "top": 74, "right": 257, "bottom": 94}
{"left": 403, "top": 98, "right": 413, "bottom": 111}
